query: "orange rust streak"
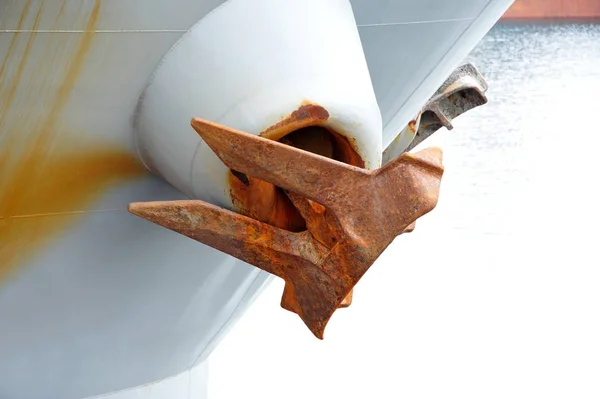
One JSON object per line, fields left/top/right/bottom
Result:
{"left": 0, "top": 150, "right": 144, "bottom": 281}
{"left": 2, "top": 0, "right": 102, "bottom": 212}
{"left": 0, "top": 0, "right": 140, "bottom": 283}
{"left": 56, "top": 0, "right": 69, "bottom": 20}
{"left": 50, "top": 0, "right": 101, "bottom": 124}
{"left": 0, "top": 0, "right": 39, "bottom": 127}
{"left": 0, "top": 0, "right": 32, "bottom": 84}
{"left": 0, "top": 0, "right": 43, "bottom": 195}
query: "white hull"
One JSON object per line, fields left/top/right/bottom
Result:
{"left": 0, "top": 0, "right": 513, "bottom": 397}
{"left": 92, "top": 364, "right": 207, "bottom": 399}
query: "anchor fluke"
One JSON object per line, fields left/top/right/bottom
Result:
{"left": 129, "top": 118, "right": 444, "bottom": 338}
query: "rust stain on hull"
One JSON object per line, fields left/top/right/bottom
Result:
{"left": 0, "top": 1, "right": 32, "bottom": 82}
{"left": 0, "top": 150, "right": 145, "bottom": 281}
{"left": 0, "top": 1, "right": 145, "bottom": 282}
{"left": 0, "top": 1, "right": 34, "bottom": 174}
{"left": 0, "top": 0, "right": 37, "bottom": 129}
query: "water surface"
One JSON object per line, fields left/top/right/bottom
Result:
{"left": 427, "top": 21, "right": 600, "bottom": 238}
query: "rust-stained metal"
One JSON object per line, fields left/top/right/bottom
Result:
{"left": 259, "top": 103, "right": 330, "bottom": 142}
{"left": 227, "top": 103, "right": 364, "bottom": 234}
{"left": 227, "top": 103, "right": 367, "bottom": 306}
{"left": 406, "top": 63, "right": 488, "bottom": 152}
{"left": 129, "top": 118, "right": 444, "bottom": 339}
{"left": 383, "top": 63, "right": 488, "bottom": 163}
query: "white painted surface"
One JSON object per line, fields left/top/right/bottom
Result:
{"left": 92, "top": 363, "right": 207, "bottom": 399}
{"left": 0, "top": 179, "right": 270, "bottom": 398}
{"left": 135, "top": 0, "right": 382, "bottom": 209}
{"left": 359, "top": 0, "right": 515, "bottom": 146}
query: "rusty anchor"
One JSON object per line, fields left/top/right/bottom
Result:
{"left": 129, "top": 118, "right": 444, "bottom": 339}
{"left": 127, "top": 63, "right": 490, "bottom": 338}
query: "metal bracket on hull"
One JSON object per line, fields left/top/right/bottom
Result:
{"left": 129, "top": 119, "right": 444, "bottom": 339}
{"left": 383, "top": 63, "right": 488, "bottom": 162}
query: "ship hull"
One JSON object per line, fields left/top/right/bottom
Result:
{"left": 0, "top": 0, "right": 513, "bottom": 397}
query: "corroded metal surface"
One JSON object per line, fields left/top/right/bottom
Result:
{"left": 259, "top": 103, "right": 330, "bottom": 141}
{"left": 383, "top": 63, "right": 488, "bottom": 163}
{"left": 129, "top": 119, "right": 444, "bottom": 338}
{"left": 227, "top": 102, "right": 367, "bottom": 305}
{"left": 227, "top": 103, "right": 364, "bottom": 234}
{"left": 406, "top": 63, "right": 488, "bottom": 152}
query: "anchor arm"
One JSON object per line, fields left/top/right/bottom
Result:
{"left": 191, "top": 118, "right": 370, "bottom": 212}
{"left": 130, "top": 118, "right": 444, "bottom": 339}
{"left": 128, "top": 200, "right": 329, "bottom": 280}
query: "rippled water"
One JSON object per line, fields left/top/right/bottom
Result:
{"left": 212, "top": 22, "right": 600, "bottom": 399}
{"left": 425, "top": 21, "right": 600, "bottom": 239}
